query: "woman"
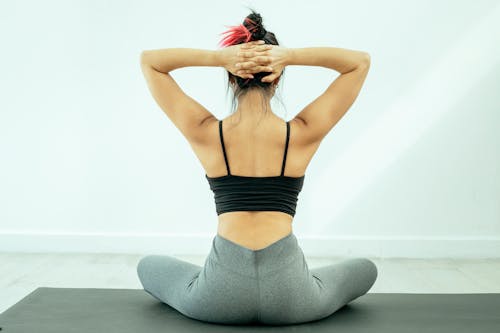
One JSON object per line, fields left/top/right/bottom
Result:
{"left": 136, "top": 10, "right": 377, "bottom": 326}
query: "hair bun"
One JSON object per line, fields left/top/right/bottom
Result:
{"left": 243, "top": 11, "right": 267, "bottom": 40}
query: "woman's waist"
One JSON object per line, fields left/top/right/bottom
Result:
{"left": 217, "top": 211, "right": 293, "bottom": 251}
{"left": 209, "top": 231, "right": 301, "bottom": 278}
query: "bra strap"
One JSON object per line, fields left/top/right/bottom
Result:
{"left": 280, "top": 121, "right": 290, "bottom": 176}
{"left": 219, "top": 120, "right": 231, "bottom": 175}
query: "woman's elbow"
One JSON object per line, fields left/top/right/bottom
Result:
{"left": 359, "top": 52, "right": 371, "bottom": 67}
{"left": 140, "top": 50, "right": 153, "bottom": 66}
{"left": 140, "top": 51, "right": 147, "bottom": 64}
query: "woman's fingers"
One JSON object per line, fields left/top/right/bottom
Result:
{"left": 236, "top": 63, "right": 273, "bottom": 73}
{"left": 236, "top": 57, "right": 272, "bottom": 69}
{"left": 260, "top": 75, "right": 273, "bottom": 82}
{"left": 232, "top": 42, "right": 275, "bottom": 79}
{"left": 243, "top": 44, "right": 272, "bottom": 52}
{"left": 241, "top": 40, "right": 264, "bottom": 47}
{"left": 238, "top": 50, "right": 269, "bottom": 59}
{"left": 240, "top": 40, "right": 266, "bottom": 49}
{"left": 236, "top": 65, "right": 273, "bottom": 75}
{"left": 238, "top": 45, "right": 272, "bottom": 57}
{"left": 261, "top": 72, "right": 281, "bottom": 82}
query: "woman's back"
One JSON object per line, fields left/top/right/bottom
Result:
{"left": 205, "top": 114, "right": 314, "bottom": 179}
{"left": 195, "top": 112, "right": 319, "bottom": 250}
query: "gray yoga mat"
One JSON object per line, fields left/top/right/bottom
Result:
{"left": 0, "top": 287, "right": 499, "bottom": 332}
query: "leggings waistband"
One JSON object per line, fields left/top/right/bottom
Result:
{"left": 209, "top": 232, "right": 302, "bottom": 277}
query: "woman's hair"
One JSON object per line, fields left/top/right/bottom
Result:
{"left": 218, "top": 8, "right": 286, "bottom": 119}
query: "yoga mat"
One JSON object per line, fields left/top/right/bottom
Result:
{"left": 0, "top": 287, "right": 499, "bottom": 332}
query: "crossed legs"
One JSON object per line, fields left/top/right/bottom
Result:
{"left": 136, "top": 252, "right": 377, "bottom": 325}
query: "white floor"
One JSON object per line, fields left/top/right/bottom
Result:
{"left": 1, "top": 252, "right": 499, "bottom": 314}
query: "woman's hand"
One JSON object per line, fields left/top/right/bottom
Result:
{"left": 235, "top": 42, "right": 289, "bottom": 83}
{"left": 246, "top": 43, "right": 288, "bottom": 83}
{"left": 218, "top": 40, "right": 287, "bottom": 82}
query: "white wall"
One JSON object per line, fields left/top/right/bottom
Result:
{"left": 1, "top": 0, "right": 499, "bottom": 258}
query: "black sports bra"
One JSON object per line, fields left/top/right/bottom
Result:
{"left": 205, "top": 119, "right": 305, "bottom": 217}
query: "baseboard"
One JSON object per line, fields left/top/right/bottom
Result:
{"left": 0, "top": 232, "right": 499, "bottom": 258}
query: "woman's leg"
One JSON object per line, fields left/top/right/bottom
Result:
{"left": 136, "top": 255, "right": 202, "bottom": 311}
{"left": 136, "top": 250, "right": 260, "bottom": 324}
{"left": 259, "top": 248, "right": 378, "bottom": 325}
{"left": 311, "top": 257, "right": 378, "bottom": 317}
{"left": 137, "top": 242, "right": 378, "bottom": 325}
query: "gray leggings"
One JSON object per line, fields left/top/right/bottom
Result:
{"left": 136, "top": 232, "right": 378, "bottom": 325}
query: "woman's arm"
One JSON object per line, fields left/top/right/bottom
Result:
{"left": 140, "top": 48, "right": 223, "bottom": 143}
{"left": 234, "top": 45, "right": 369, "bottom": 145}
{"left": 286, "top": 47, "right": 369, "bottom": 74}
{"left": 140, "top": 42, "right": 266, "bottom": 143}
{"left": 286, "top": 47, "right": 370, "bottom": 145}
{"left": 141, "top": 48, "right": 221, "bottom": 73}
